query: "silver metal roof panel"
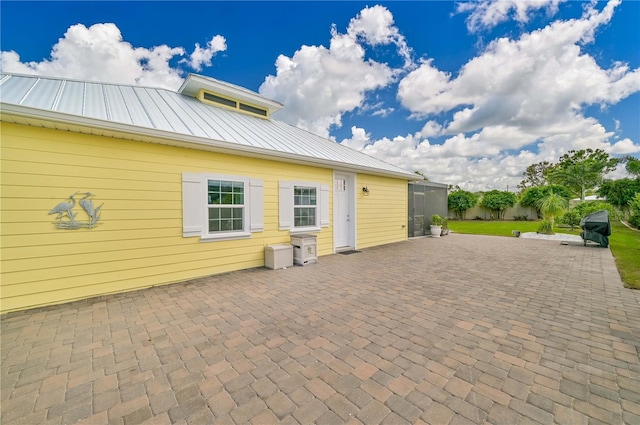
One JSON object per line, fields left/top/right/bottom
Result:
{"left": 0, "top": 73, "right": 416, "bottom": 179}
{"left": 145, "top": 89, "right": 192, "bottom": 134}
{"left": 83, "top": 83, "right": 108, "bottom": 119}
{"left": 0, "top": 74, "right": 36, "bottom": 103}
{"left": 56, "top": 80, "right": 85, "bottom": 115}
{"left": 131, "top": 87, "right": 175, "bottom": 133}
{"left": 103, "top": 85, "right": 132, "bottom": 125}
{"left": 118, "top": 86, "right": 154, "bottom": 128}
{"left": 22, "top": 78, "right": 60, "bottom": 110}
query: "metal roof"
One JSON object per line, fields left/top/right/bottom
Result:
{"left": 0, "top": 73, "right": 416, "bottom": 179}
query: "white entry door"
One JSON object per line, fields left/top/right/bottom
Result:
{"left": 334, "top": 173, "right": 354, "bottom": 250}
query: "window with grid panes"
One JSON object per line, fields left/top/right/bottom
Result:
{"left": 293, "top": 186, "right": 317, "bottom": 227}
{"left": 207, "top": 180, "right": 245, "bottom": 233}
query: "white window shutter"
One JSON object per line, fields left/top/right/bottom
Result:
{"left": 182, "top": 172, "right": 203, "bottom": 237}
{"left": 279, "top": 181, "right": 293, "bottom": 230}
{"left": 320, "top": 184, "right": 330, "bottom": 227}
{"left": 249, "top": 179, "right": 264, "bottom": 232}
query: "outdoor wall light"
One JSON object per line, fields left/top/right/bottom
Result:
{"left": 362, "top": 186, "right": 370, "bottom": 195}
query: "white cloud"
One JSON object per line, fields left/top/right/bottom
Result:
{"left": 371, "top": 107, "right": 395, "bottom": 117}
{"left": 0, "top": 23, "right": 226, "bottom": 90}
{"left": 367, "top": 0, "right": 639, "bottom": 189}
{"left": 397, "top": 59, "right": 454, "bottom": 115}
{"left": 418, "top": 121, "right": 442, "bottom": 138}
{"left": 340, "top": 126, "right": 560, "bottom": 191}
{"left": 283, "top": 0, "right": 636, "bottom": 192}
{"left": 401, "top": 0, "right": 634, "bottom": 141}
{"left": 259, "top": 5, "right": 409, "bottom": 138}
{"left": 181, "top": 35, "right": 227, "bottom": 71}
{"left": 457, "top": 0, "right": 565, "bottom": 33}
{"left": 609, "top": 139, "right": 640, "bottom": 155}
{"left": 346, "top": 5, "right": 413, "bottom": 69}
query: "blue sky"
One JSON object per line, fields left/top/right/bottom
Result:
{"left": 2, "top": 1, "right": 639, "bottom": 191}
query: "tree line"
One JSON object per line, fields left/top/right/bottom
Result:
{"left": 447, "top": 149, "right": 640, "bottom": 233}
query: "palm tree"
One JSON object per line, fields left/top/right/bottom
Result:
{"left": 549, "top": 162, "right": 601, "bottom": 202}
{"left": 535, "top": 189, "right": 569, "bottom": 234}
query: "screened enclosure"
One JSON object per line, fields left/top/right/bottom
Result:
{"left": 408, "top": 181, "right": 448, "bottom": 237}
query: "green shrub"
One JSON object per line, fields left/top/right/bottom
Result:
{"left": 559, "top": 209, "right": 582, "bottom": 230}
{"left": 480, "top": 190, "right": 518, "bottom": 220}
{"left": 629, "top": 193, "right": 640, "bottom": 229}
{"left": 571, "top": 201, "right": 621, "bottom": 221}
{"left": 537, "top": 219, "right": 553, "bottom": 234}
{"left": 520, "top": 185, "right": 572, "bottom": 218}
{"left": 535, "top": 189, "right": 568, "bottom": 233}
{"left": 448, "top": 190, "right": 478, "bottom": 220}
{"left": 431, "top": 214, "right": 445, "bottom": 226}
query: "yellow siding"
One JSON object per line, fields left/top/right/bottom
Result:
{"left": 1, "top": 123, "right": 335, "bottom": 312}
{"left": 356, "top": 174, "right": 408, "bottom": 249}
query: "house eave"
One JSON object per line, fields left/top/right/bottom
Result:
{"left": 0, "top": 103, "right": 416, "bottom": 180}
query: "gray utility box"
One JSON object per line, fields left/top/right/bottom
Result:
{"left": 290, "top": 234, "right": 318, "bottom": 266}
{"left": 264, "top": 244, "right": 293, "bottom": 270}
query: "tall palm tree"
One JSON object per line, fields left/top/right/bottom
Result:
{"left": 549, "top": 158, "right": 612, "bottom": 202}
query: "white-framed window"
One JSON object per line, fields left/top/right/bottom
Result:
{"left": 294, "top": 186, "right": 317, "bottom": 228}
{"left": 279, "top": 181, "right": 329, "bottom": 232}
{"left": 182, "top": 172, "right": 263, "bottom": 241}
{"left": 207, "top": 179, "right": 245, "bottom": 233}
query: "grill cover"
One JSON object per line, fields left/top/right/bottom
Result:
{"left": 579, "top": 210, "right": 611, "bottom": 247}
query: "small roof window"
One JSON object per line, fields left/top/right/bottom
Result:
{"left": 199, "top": 90, "right": 269, "bottom": 118}
{"left": 203, "top": 92, "right": 237, "bottom": 108}
{"left": 179, "top": 74, "right": 282, "bottom": 119}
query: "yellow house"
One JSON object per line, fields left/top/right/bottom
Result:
{"left": 0, "top": 72, "right": 415, "bottom": 313}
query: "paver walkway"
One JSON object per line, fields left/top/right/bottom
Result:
{"left": 1, "top": 234, "right": 639, "bottom": 425}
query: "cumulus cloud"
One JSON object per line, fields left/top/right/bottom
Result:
{"left": 340, "top": 126, "right": 561, "bottom": 191}
{"left": 346, "top": 5, "right": 413, "bottom": 69}
{"left": 259, "top": 5, "right": 409, "bottom": 138}
{"left": 0, "top": 23, "right": 226, "bottom": 90}
{"left": 457, "top": 0, "right": 565, "bottom": 33}
{"left": 181, "top": 35, "right": 227, "bottom": 71}
{"left": 357, "top": 0, "right": 640, "bottom": 190}
{"left": 609, "top": 139, "right": 640, "bottom": 155}
{"left": 401, "top": 0, "right": 635, "bottom": 139}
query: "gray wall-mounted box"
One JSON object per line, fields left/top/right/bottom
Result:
{"left": 265, "top": 244, "right": 293, "bottom": 270}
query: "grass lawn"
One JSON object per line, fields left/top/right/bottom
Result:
{"left": 609, "top": 222, "right": 640, "bottom": 290}
{"left": 448, "top": 220, "right": 581, "bottom": 237}
{"left": 448, "top": 220, "right": 639, "bottom": 289}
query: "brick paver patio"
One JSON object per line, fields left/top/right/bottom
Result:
{"left": 1, "top": 234, "right": 639, "bottom": 424}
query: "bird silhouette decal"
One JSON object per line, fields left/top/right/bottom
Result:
{"left": 50, "top": 191, "right": 103, "bottom": 229}
{"left": 79, "top": 192, "right": 103, "bottom": 225}
{"left": 49, "top": 192, "right": 78, "bottom": 221}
